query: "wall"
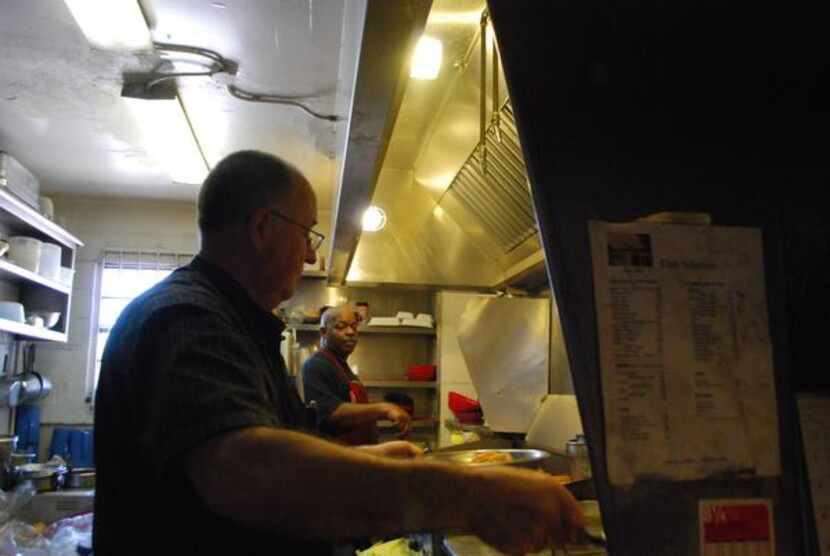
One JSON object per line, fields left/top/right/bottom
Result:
{"left": 436, "top": 291, "right": 487, "bottom": 448}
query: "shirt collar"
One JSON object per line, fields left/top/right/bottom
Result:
{"left": 189, "top": 255, "right": 286, "bottom": 339}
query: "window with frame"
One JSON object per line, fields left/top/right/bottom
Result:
{"left": 88, "top": 250, "right": 193, "bottom": 400}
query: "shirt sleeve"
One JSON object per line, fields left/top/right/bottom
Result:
{"left": 301, "top": 355, "right": 347, "bottom": 433}
{"left": 140, "top": 306, "right": 282, "bottom": 473}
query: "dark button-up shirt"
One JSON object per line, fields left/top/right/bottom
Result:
{"left": 302, "top": 350, "right": 355, "bottom": 434}
{"left": 93, "top": 256, "right": 328, "bottom": 555}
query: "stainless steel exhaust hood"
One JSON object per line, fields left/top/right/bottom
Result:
{"left": 333, "top": 1, "right": 546, "bottom": 290}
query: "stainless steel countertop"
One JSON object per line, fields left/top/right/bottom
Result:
{"left": 442, "top": 534, "right": 605, "bottom": 556}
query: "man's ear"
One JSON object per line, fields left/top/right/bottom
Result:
{"left": 248, "top": 207, "right": 271, "bottom": 253}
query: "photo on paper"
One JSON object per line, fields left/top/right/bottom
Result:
{"left": 607, "top": 233, "right": 654, "bottom": 267}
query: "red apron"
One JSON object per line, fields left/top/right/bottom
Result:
{"left": 318, "top": 348, "right": 378, "bottom": 445}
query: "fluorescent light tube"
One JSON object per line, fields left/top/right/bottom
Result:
{"left": 411, "top": 36, "right": 442, "bottom": 80}
{"left": 123, "top": 95, "right": 208, "bottom": 184}
{"left": 64, "top": 0, "right": 152, "bottom": 51}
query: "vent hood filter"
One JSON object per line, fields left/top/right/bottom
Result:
{"left": 444, "top": 102, "right": 536, "bottom": 253}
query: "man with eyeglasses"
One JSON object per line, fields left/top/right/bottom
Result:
{"left": 94, "top": 150, "right": 583, "bottom": 556}
{"left": 302, "top": 304, "right": 411, "bottom": 446}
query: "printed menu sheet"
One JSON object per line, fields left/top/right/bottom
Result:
{"left": 589, "top": 222, "right": 780, "bottom": 485}
{"left": 797, "top": 395, "right": 830, "bottom": 555}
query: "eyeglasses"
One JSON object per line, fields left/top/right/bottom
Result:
{"left": 269, "top": 209, "right": 325, "bottom": 251}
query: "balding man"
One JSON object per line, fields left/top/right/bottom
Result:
{"left": 94, "top": 150, "right": 583, "bottom": 556}
{"left": 302, "top": 304, "right": 411, "bottom": 445}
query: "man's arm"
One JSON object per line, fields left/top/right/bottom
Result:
{"left": 327, "top": 401, "right": 411, "bottom": 433}
{"left": 185, "top": 426, "right": 584, "bottom": 554}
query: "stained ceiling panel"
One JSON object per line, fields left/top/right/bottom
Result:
{"left": 0, "top": 0, "right": 362, "bottom": 207}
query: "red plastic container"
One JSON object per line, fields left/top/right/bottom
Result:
{"left": 448, "top": 391, "right": 481, "bottom": 413}
{"left": 453, "top": 408, "right": 484, "bottom": 424}
{"left": 406, "top": 364, "right": 437, "bottom": 381}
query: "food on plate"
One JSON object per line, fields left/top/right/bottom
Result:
{"left": 470, "top": 451, "right": 513, "bottom": 464}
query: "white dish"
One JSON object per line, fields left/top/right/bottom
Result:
{"left": 8, "top": 237, "right": 42, "bottom": 273}
{"left": 29, "top": 311, "right": 61, "bottom": 329}
{"left": 38, "top": 243, "right": 61, "bottom": 281}
{"left": 367, "top": 317, "right": 400, "bottom": 327}
{"left": 0, "top": 301, "right": 25, "bottom": 323}
{"left": 400, "top": 318, "right": 433, "bottom": 328}
{"left": 39, "top": 196, "right": 54, "bottom": 220}
{"left": 25, "top": 315, "right": 44, "bottom": 328}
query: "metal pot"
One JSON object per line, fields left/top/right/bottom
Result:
{"left": 9, "top": 451, "right": 36, "bottom": 467}
{"left": 17, "top": 463, "right": 66, "bottom": 492}
{"left": 0, "top": 435, "right": 18, "bottom": 465}
{"left": 565, "top": 434, "right": 592, "bottom": 481}
{"left": 0, "top": 435, "right": 19, "bottom": 489}
{"left": 65, "top": 468, "right": 96, "bottom": 489}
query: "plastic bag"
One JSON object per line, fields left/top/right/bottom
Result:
{"left": 43, "top": 513, "right": 92, "bottom": 556}
{"left": 0, "top": 484, "right": 92, "bottom": 556}
{"left": 0, "top": 520, "right": 50, "bottom": 556}
{"left": 0, "top": 483, "right": 37, "bottom": 525}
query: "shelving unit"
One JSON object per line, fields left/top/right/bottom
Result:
{"left": 0, "top": 187, "right": 83, "bottom": 342}
{"left": 288, "top": 323, "right": 435, "bottom": 336}
{"left": 0, "top": 318, "right": 67, "bottom": 342}
{"left": 0, "top": 258, "right": 71, "bottom": 295}
{"left": 378, "top": 417, "right": 439, "bottom": 430}
{"left": 285, "top": 277, "right": 440, "bottom": 447}
{"left": 362, "top": 380, "right": 437, "bottom": 389}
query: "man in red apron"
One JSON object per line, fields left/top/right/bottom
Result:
{"left": 301, "top": 304, "right": 411, "bottom": 445}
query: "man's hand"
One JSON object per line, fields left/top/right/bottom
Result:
{"left": 382, "top": 403, "right": 411, "bottom": 434}
{"left": 357, "top": 440, "right": 424, "bottom": 459}
{"left": 463, "top": 466, "right": 585, "bottom": 555}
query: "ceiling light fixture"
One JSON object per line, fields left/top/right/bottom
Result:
{"left": 362, "top": 206, "right": 387, "bottom": 232}
{"left": 122, "top": 77, "right": 209, "bottom": 185}
{"left": 63, "top": 0, "right": 152, "bottom": 51}
{"left": 411, "top": 36, "right": 443, "bottom": 80}
{"left": 64, "top": 0, "right": 209, "bottom": 184}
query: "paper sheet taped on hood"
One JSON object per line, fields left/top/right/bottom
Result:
{"left": 456, "top": 297, "right": 549, "bottom": 433}
{"left": 589, "top": 221, "right": 780, "bottom": 485}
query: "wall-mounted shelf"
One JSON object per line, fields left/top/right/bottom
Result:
{"left": 378, "top": 417, "right": 439, "bottom": 430}
{"left": 0, "top": 258, "right": 71, "bottom": 295}
{"left": 362, "top": 326, "right": 435, "bottom": 336}
{"left": 288, "top": 324, "right": 435, "bottom": 336}
{"left": 0, "top": 187, "right": 82, "bottom": 343}
{"left": 0, "top": 188, "right": 83, "bottom": 249}
{"left": 0, "top": 317, "right": 66, "bottom": 342}
{"left": 362, "top": 380, "right": 437, "bottom": 389}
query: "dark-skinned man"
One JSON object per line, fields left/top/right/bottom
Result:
{"left": 302, "top": 304, "right": 411, "bottom": 445}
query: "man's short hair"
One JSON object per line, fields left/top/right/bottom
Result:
{"left": 320, "top": 304, "right": 356, "bottom": 331}
{"left": 198, "top": 150, "right": 304, "bottom": 235}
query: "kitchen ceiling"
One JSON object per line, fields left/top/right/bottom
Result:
{"left": 0, "top": 0, "right": 364, "bottom": 207}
